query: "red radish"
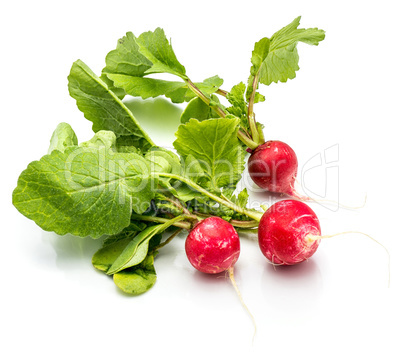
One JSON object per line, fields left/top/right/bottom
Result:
{"left": 185, "top": 216, "right": 257, "bottom": 334}
{"left": 185, "top": 216, "right": 240, "bottom": 274}
{"left": 248, "top": 141, "right": 368, "bottom": 208}
{"left": 258, "top": 199, "right": 321, "bottom": 265}
{"left": 248, "top": 140, "right": 302, "bottom": 198}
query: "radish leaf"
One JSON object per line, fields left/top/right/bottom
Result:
{"left": 106, "top": 74, "right": 223, "bottom": 104}
{"left": 103, "top": 31, "right": 153, "bottom": 77}
{"left": 48, "top": 123, "right": 78, "bottom": 154}
{"left": 173, "top": 118, "right": 245, "bottom": 189}
{"left": 12, "top": 131, "right": 155, "bottom": 238}
{"left": 248, "top": 16, "right": 325, "bottom": 90}
{"left": 68, "top": 60, "right": 155, "bottom": 151}
{"left": 135, "top": 28, "right": 187, "bottom": 79}
{"left": 106, "top": 225, "right": 161, "bottom": 275}
{"left": 104, "top": 29, "right": 223, "bottom": 103}
{"left": 180, "top": 96, "right": 221, "bottom": 124}
{"left": 113, "top": 253, "right": 157, "bottom": 295}
{"left": 92, "top": 236, "right": 133, "bottom": 272}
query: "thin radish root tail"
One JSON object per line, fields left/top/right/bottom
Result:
{"left": 307, "top": 231, "right": 391, "bottom": 287}
{"left": 227, "top": 267, "right": 257, "bottom": 342}
{"left": 289, "top": 187, "right": 310, "bottom": 201}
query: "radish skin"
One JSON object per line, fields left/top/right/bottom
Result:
{"left": 185, "top": 217, "right": 240, "bottom": 274}
{"left": 248, "top": 140, "right": 300, "bottom": 197}
{"left": 258, "top": 199, "right": 321, "bottom": 265}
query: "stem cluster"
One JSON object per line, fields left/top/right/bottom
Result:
{"left": 185, "top": 73, "right": 264, "bottom": 150}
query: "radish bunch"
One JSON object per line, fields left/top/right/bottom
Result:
{"left": 14, "top": 15, "right": 389, "bottom": 303}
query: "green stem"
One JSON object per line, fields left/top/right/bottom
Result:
{"left": 229, "top": 219, "right": 260, "bottom": 228}
{"left": 164, "top": 195, "right": 191, "bottom": 215}
{"left": 131, "top": 214, "right": 193, "bottom": 230}
{"left": 248, "top": 71, "right": 261, "bottom": 144}
{"left": 235, "top": 228, "right": 258, "bottom": 234}
{"left": 186, "top": 78, "right": 226, "bottom": 118}
{"left": 237, "top": 130, "right": 259, "bottom": 150}
{"left": 216, "top": 88, "right": 228, "bottom": 97}
{"left": 157, "top": 173, "right": 263, "bottom": 222}
{"left": 257, "top": 122, "right": 265, "bottom": 144}
{"left": 154, "top": 228, "right": 183, "bottom": 251}
{"left": 185, "top": 78, "right": 260, "bottom": 151}
{"left": 194, "top": 212, "right": 259, "bottom": 228}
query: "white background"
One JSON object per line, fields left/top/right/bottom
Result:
{"left": 1, "top": 1, "right": 401, "bottom": 355}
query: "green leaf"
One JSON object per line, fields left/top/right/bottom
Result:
{"left": 68, "top": 59, "right": 155, "bottom": 151}
{"left": 102, "top": 221, "right": 147, "bottom": 247}
{"left": 195, "top": 76, "right": 224, "bottom": 95}
{"left": 48, "top": 123, "right": 78, "bottom": 154}
{"left": 180, "top": 96, "right": 221, "bottom": 124}
{"left": 79, "top": 130, "right": 117, "bottom": 150}
{"left": 225, "top": 83, "right": 250, "bottom": 130}
{"left": 249, "top": 37, "right": 270, "bottom": 78}
{"left": 107, "top": 74, "right": 223, "bottom": 104}
{"left": 136, "top": 28, "right": 187, "bottom": 79}
{"left": 113, "top": 253, "right": 157, "bottom": 295}
{"left": 12, "top": 131, "right": 155, "bottom": 238}
{"left": 226, "top": 82, "right": 248, "bottom": 116}
{"left": 249, "top": 16, "right": 325, "bottom": 87}
{"left": 106, "top": 75, "right": 187, "bottom": 103}
{"left": 103, "top": 32, "right": 153, "bottom": 77}
{"left": 100, "top": 73, "right": 126, "bottom": 100}
{"left": 92, "top": 221, "right": 150, "bottom": 272}
{"left": 107, "top": 225, "right": 161, "bottom": 275}
{"left": 145, "top": 147, "right": 181, "bottom": 175}
{"left": 92, "top": 236, "right": 133, "bottom": 272}
{"left": 173, "top": 118, "right": 246, "bottom": 189}
{"left": 168, "top": 154, "right": 208, "bottom": 202}
{"left": 223, "top": 187, "right": 249, "bottom": 209}
{"left": 236, "top": 188, "right": 249, "bottom": 209}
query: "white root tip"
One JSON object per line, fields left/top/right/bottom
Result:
{"left": 228, "top": 267, "right": 257, "bottom": 342}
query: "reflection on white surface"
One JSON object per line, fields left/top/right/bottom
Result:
{"left": 42, "top": 232, "right": 102, "bottom": 270}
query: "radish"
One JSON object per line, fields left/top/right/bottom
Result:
{"left": 258, "top": 199, "right": 321, "bottom": 265}
{"left": 258, "top": 200, "right": 390, "bottom": 286}
{"left": 248, "top": 140, "right": 301, "bottom": 198}
{"left": 185, "top": 216, "right": 257, "bottom": 334}
{"left": 247, "top": 141, "right": 368, "bottom": 209}
{"left": 185, "top": 216, "right": 240, "bottom": 274}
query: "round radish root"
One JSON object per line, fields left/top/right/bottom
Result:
{"left": 248, "top": 140, "right": 299, "bottom": 197}
{"left": 185, "top": 217, "right": 240, "bottom": 274}
{"left": 258, "top": 199, "right": 321, "bottom": 265}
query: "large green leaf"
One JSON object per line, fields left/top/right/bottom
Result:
{"left": 103, "top": 29, "right": 223, "bottom": 103}
{"left": 173, "top": 118, "right": 245, "bottom": 189}
{"left": 249, "top": 16, "right": 325, "bottom": 87}
{"left": 135, "top": 28, "right": 187, "bottom": 78}
{"left": 105, "top": 75, "right": 187, "bottom": 103}
{"left": 103, "top": 32, "right": 153, "bottom": 77}
{"left": 68, "top": 60, "right": 155, "bottom": 151}
{"left": 12, "top": 132, "right": 155, "bottom": 238}
{"left": 106, "top": 74, "right": 223, "bottom": 104}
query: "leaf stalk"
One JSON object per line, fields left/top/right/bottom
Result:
{"left": 157, "top": 173, "right": 263, "bottom": 222}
